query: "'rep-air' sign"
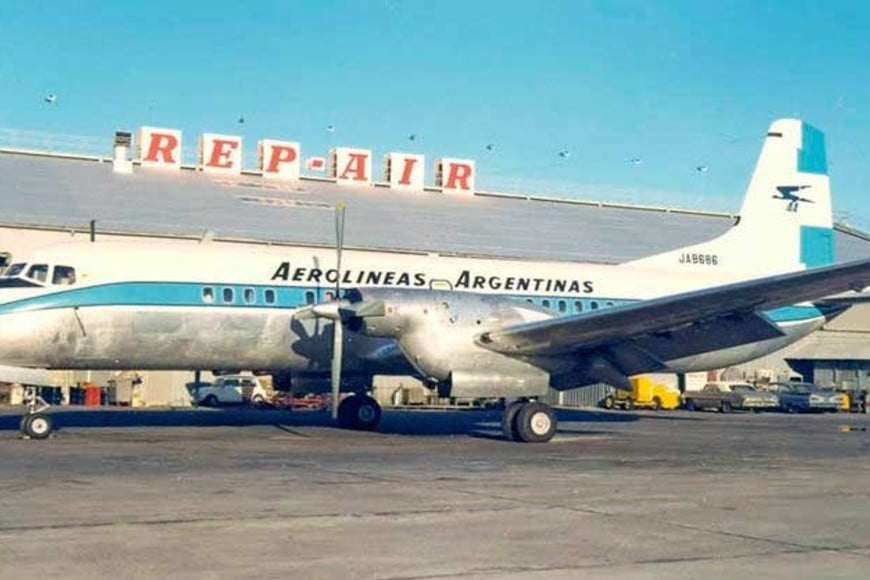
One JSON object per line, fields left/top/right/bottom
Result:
{"left": 135, "top": 126, "right": 476, "bottom": 195}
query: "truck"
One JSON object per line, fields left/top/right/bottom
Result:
{"left": 601, "top": 376, "right": 681, "bottom": 411}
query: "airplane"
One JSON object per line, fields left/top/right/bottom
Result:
{"left": 0, "top": 118, "right": 868, "bottom": 442}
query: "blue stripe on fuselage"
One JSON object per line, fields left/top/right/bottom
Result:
{"left": 0, "top": 281, "right": 835, "bottom": 326}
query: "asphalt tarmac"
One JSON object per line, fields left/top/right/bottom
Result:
{"left": 1, "top": 406, "right": 869, "bottom": 579}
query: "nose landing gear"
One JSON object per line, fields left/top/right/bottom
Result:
{"left": 19, "top": 387, "right": 54, "bottom": 439}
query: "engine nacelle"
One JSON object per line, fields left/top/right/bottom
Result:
{"left": 348, "top": 288, "right": 555, "bottom": 398}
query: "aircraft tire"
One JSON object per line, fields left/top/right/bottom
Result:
{"left": 501, "top": 400, "right": 525, "bottom": 441}
{"left": 21, "top": 413, "right": 53, "bottom": 440}
{"left": 338, "top": 395, "right": 382, "bottom": 431}
{"left": 515, "top": 402, "right": 557, "bottom": 443}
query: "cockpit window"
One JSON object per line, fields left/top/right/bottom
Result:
{"left": 52, "top": 265, "right": 76, "bottom": 285}
{"left": 4, "top": 263, "right": 26, "bottom": 277}
{"left": 26, "top": 264, "right": 49, "bottom": 283}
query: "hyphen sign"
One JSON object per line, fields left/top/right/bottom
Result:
{"left": 135, "top": 126, "right": 475, "bottom": 194}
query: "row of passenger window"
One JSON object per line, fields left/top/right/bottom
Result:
{"left": 525, "top": 297, "right": 618, "bottom": 313}
{"left": 200, "top": 285, "right": 620, "bottom": 312}
{"left": 202, "top": 286, "right": 277, "bottom": 305}
{"left": 200, "top": 286, "right": 324, "bottom": 306}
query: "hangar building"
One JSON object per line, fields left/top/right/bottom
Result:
{"left": 1, "top": 128, "right": 868, "bottom": 406}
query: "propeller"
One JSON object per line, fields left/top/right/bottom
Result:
{"left": 331, "top": 202, "right": 346, "bottom": 420}
{"left": 292, "top": 203, "right": 385, "bottom": 421}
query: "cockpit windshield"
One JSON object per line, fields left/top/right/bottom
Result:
{"left": 26, "top": 264, "right": 49, "bottom": 283}
{"left": 0, "top": 263, "right": 77, "bottom": 287}
{"left": 3, "top": 263, "right": 26, "bottom": 277}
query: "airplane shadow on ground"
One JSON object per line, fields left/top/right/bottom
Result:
{"left": 0, "top": 406, "right": 650, "bottom": 438}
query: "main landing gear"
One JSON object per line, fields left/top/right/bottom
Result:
{"left": 337, "top": 394, "right": 382, "bottom": 431}
{"left": 19, "top": 387, "right": 54, "bottom": 440}
{"left": 502, "top": 400, "right": 557, "bottom": 443}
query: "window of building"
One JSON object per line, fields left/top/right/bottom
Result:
{"left": 52, "top": 265, "right": 76, "bottom": 285}
{"left": 243, "top": 288, "right": 255, "bottom": 304}
{"left": 264, "top": 289, "right": 276, "bottom": 305}
{"left": 222, "top": 287, "right": 235, "bottom": 303}
{"left": 202, "top": 287, "right": 215, "bottom": 303}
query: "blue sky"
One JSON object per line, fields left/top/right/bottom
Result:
{"left": 1, "top": 0, "right": 868, "bottom": 229}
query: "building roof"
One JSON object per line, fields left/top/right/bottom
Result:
{"left": 2, "top": 148, "right": 869, "bottom": 264}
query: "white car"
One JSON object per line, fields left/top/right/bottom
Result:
{"left": 194, "top": 375, "right": 268, "bottom": 407}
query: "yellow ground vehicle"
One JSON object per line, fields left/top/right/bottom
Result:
{"left": 602, "top": 377, "right": 681, "bottom": 411}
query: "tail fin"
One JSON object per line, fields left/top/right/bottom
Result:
{"left": 628, "top": 119, "right": 834, "bottom": 274}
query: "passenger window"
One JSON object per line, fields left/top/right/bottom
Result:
{"left": 222, "top": 288, "right": 235, "bottom": 303}
{"left": 52, "top": 265, "right": 76, "bottom": 285}
{"left": 558, "top": 300, "right": 567, "bottom": 313}
{"left": 243, "top": 288, "right": 255, "bottom": 304}
{"left": 202, "top": 287, "right": 215, "bottom": 303}
{"left": 590, "top": 301, "right": 599, "bottom": 310}
{"left": 305, "top": 290, "right": 315, "bottom": 305}
{"left": 541, "top": 299, "right": 551, "bottom": 309}
{"left": 526, "top": 298, "right": 534, "bottom": 304}
{"left": 264, "top": 289, "right": 276, "bottom": 305}
{"left": 574, "top": 301, "right": 583, "bottom": 313}
{"left": 26, "top": 264, "right": 49, "bottom": 283}
{"left": 605, "top": 301, "right": 614, "bottom": 308}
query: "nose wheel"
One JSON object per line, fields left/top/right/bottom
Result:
{"left": 502, "top": 400, "right": 557, "bottom": 443}
{"left": 19, "top": 387, "right": 54, "bottom": 440}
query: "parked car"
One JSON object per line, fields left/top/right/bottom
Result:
{"left": 193, "top": 375, "right": 268, "bottom": 407}
{"left": 682, "top": 382, "right": 779, "bottom": 412}
{"left": 767, "top": 382, "right": 844, "bottom": 413}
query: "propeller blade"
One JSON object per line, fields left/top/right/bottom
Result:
{"left": 331, "top": 319, "right": 343, "bottom": 420}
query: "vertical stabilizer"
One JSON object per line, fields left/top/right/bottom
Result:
{"left": 627, "top": 119, "right": 834, "bottom": 274}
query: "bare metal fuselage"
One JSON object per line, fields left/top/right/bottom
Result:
{"left": 0, "top": 296, "right": 827, "bottom": 398}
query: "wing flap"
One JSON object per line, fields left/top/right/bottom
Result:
{"left": 478, "top": 258, "right": 870, "bottom": 356}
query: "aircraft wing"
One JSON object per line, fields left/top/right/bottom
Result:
{"left": 477, "top": 258, "right": 870, "bottom": 358}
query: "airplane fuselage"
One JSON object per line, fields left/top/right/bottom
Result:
{"left": 0, "top": 241, "right": 835, "bottom": 388}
